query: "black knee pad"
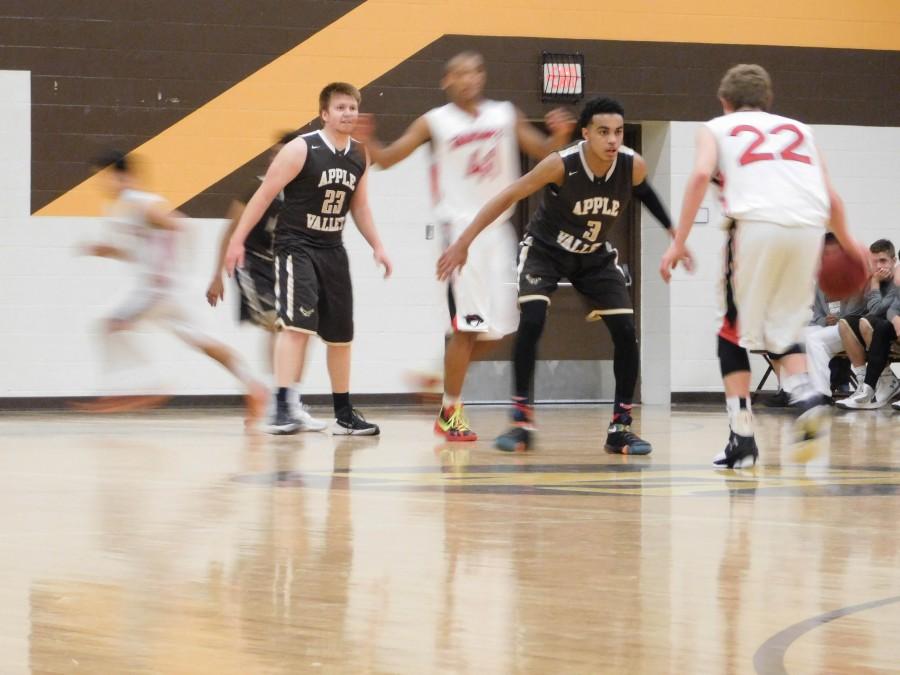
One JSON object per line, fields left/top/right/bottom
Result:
{"left": 718, "top": 336, "right": 750, "bottom": 377}
{"left": 767, "top": 344, "right": 804, "bottom": 360}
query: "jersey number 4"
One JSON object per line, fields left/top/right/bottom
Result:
{"left": 322, "top": 189, "right": 346, "bottom": 214}
{"left": 466, "top": 146, "right": 498, "bottom": 179}
{"left": 730, "top": 124, "right": 812, "bottom": 166}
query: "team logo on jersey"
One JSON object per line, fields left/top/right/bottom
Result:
{"left": 464, "top": 314, "right": 485, "bottom": 327}
{"left": 525, "top": 274, "right": 542, "bottom": 285}
{"left": 299, "top": 306, "right": 315, "bottom": 317}
{"left": 573, "top": 196, "right": 620, "bottom": 217}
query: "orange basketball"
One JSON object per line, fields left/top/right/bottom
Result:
{"left": 818, "top": 244, "right": 868, "bottom": 299}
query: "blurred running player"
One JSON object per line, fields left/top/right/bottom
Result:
{"left": 81, "top": 151, "right": 267, "bottom": 423}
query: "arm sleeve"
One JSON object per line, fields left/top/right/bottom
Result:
{"left": 632, "top": 180, "right": 671, "bottom": 229}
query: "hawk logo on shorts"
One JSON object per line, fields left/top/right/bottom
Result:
{"left": 525, "top": 274, "right": 542, "bottom": 285}
{"left": 299, "top": 306, "right": 315, "bottom": 317}
{"left": 465, "top": 314, "right": 485, "bottom": 327}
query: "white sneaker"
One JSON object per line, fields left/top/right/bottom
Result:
{"left": 836, "top": 383, "right": 880, "bottom": 409}
{"left": 290, "top": 402, "right": 328, "bottom": 431}
{"left": 874, "top": 372, "right": 900, "bottom": 405}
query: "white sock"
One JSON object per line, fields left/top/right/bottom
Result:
{"left": 442, "top": 394, "right": 460, "bottom": 409}
{"left": 784, "top": 373, "right": 815, "bottom": 403}
{"left": 853, "top": 365, "right": 866, "bottom": 382}
{"left": 726, "top": 396, "right": 754, "bottom": 437}
{"left": 292, "top": 387, "right": 302, "bottom": 405}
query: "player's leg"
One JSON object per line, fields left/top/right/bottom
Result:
{"left": 838, "top": 316, "right": 868, "bottom": 395}
{"left": 761, "top": 225, "right": 830, "bottom": 441}
{"left": 712, "top": 220, "right": 759, "bottom": 467}
{"left": 270, "top": 250, "right": 327, "bottom": 433}
{"left": 495, "top": 236, "right": 560, "bottom": 452}
{"left": 317, "top": 246, "right": 378, "bottom": 436}
{"left": 572, "top": 256, "right": 650, "bottom": 455}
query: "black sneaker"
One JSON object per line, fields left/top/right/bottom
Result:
{"left": 604, "top": 423, "right": 652, "bottom": 455}
{"left": 333, "top": 408, "right": 380, "bottom": 436}
{"left": 712, "top": 431, "right": 759, "bottom": 468}
{"left": 762, "top": 388, "right": 790, "bottom": 408}
{"left": 267, "top": 404, "right": 301, "bottom": 435}
{"left": 792, "top": 393, "right": 831, "bottom": 442}
{"left": 495, "top": 426, "right": 531, "bottom": 452}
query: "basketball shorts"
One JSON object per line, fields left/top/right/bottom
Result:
{"left": 445, "top": 220, "right": 519, "bottom": 340}
{"left": 236, "top": 252, "right": 277, "bottom": 330}
{"left": 109, "top": 283, "right": 206, "bottom": 344}
{"left": 274, "top": 244, "right": 353, "bottom": 344}
{"left": 720, "top": 219, "right": 823, "bottom": 353}
{"left": 517, "top": 235, "right": 632, "bottom": 320}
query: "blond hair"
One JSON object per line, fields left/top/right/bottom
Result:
{"left": 717, "top": 64, "right": 773, "bottom": 110}
{"left": 319, "top": 82, "right": 361, "bottom": 113}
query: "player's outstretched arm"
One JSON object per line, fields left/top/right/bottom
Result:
{"left": 819, "top": 155, "right": 865, "bottom": 267}
{"left": 206, "top": 199, "right": 245, "bottom": 306}
{"left": 350, "top": 165, "right": 392, "bottom": 278}
{"left": 515, "top": 108, "right": 576, "bottom": 161}
{"left": 224, "top": 138, "right": 307, "bottom": 275}
{"left": 355, "top": 114, "right": 431, "bottom": 169}
{"left": 660, "top": 126, "right": 717, "bottom": 283}
{"left": 436, "top": 153, "right": 564, "bottom": 280}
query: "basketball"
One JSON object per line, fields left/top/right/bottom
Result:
{"left": 818, "top": 243, "right": 868, "bottom": 299}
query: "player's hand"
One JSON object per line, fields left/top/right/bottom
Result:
{"left": 206, "top": 276, "right": 225, "bottom": 307}
{"left": 353, "top": 113, "right": 376, "bottom": 144}
{"left": 437, "top": 241, "right": 469, "bottom": 281}
{"left": 659, "top": 242, "right": 691, "bottom": 283}
{"left": 825, "top": 314, "right": 839, "bottom": 326}
{"left": 224, "top": 240, "right": 245, "bottom": 277}
{"left": 545, "top": 107, "right": 576, "bottom": 141}
{"left": 373, "top": 247, "right": 393, "bottom": 278}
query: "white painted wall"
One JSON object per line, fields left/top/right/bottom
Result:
{"left": 3, "top": 68, "right": 898, "bottom": 398}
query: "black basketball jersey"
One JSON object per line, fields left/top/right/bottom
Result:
{"left": 275, "top": 130, "right": 367, "bottom": 249}
{"left": 528, "top": 142, "right": 634, "bottom": 255}
{"left": 241, "top": 177, "right": 279, "bottom": 260}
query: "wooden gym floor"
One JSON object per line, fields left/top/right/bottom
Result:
{"left": 1, "top": 404, "right": 898, "bottom": 674}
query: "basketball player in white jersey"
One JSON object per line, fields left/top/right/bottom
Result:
{"left": 660, "top": 64, "right": 864, "bottom": 468}
{"left": 354, "top": 51, "right": 575, "bottom": 441}
{"left": 82, "top": 151, "right": 268, "bottom": 423}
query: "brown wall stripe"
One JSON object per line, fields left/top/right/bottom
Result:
{"left": 0, "top": 0, "right": 895, "bottom": 216}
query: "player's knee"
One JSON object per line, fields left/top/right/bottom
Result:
{"left": 718, "top": 336, "right": 750, "bottom": 377}
{"left": 604, "top": 314, "right": 638, "bottom": 349}
{"left": 518, "top": 300, "right": 548, "bottom": 338}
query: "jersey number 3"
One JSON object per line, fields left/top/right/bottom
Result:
{"left": 730, "top": 124, "right": 812, "bottom": 166}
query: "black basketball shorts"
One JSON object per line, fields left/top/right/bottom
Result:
{"left": 236, "top": 252, "right": 277, "bottom": 329}
{"left": 274, "top": 245, "right": 353, "bottom": 344}
{"left": 517, "top": 235, "right": 632, "bottom": 320}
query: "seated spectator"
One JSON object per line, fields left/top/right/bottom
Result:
{"left": 837, "top": 238, "right": 900, "bottom": 409}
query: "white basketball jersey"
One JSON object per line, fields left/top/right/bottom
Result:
{"left": 706, "top": 110, "right": 829, "bottom": 228}
{"left": 425, "top": 100, "right": 520, "bottom": 231}
{"left": 107, "top": 189, "right": 179, "bottom": 288}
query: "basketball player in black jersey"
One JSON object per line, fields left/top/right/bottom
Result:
{"left": 206, "top": 131, "right": 328, "bottom": 431}
{"left": 225, "top": 83, "right": 393, "bottom": 435}
{"left": 439, "top": 97, "right": 686, "bottom": 453}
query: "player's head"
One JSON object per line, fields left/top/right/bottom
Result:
{"left": 579, "top": 97, "right": 625, "bottom": 161}
{"left": 270, "top": 130, "right": 300, "bottom": 163}
{"left": 319, "top": 82, "right": 361, "bottom": 136}
{"left": 91, "top": 149, "right": 134, "bottom": 195}
{"left": 870, "top": 239, "right": 896, "bottom": 271}
{"left": 442, "top": 51, "right": 486, "bottom": 106}
{"left": 717, "top": 64, "right": 773, "bottom": 112}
